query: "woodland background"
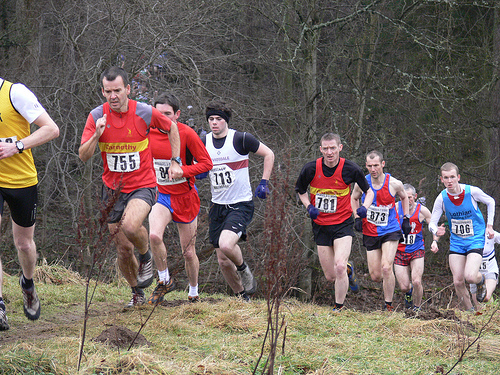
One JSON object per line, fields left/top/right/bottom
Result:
{"left": 1, "top": 0, "right": 500, "bottom": 302}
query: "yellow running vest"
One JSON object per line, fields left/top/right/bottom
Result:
{"left": 0, "top": 80, "right": 38, "bottom": 188}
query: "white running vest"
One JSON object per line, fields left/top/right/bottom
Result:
{"left": 205, "top": 129, "right": 252, "bottom": 204}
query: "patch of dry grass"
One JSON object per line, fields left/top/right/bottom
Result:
{"left": 1, "top": 270, "right": 500, "bottom": 374}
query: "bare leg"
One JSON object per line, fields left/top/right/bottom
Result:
{"left": 177, "top": 217, "right": 199, "bottom": 289}
{"left": 12, "top": 222, "right": 37, "bottom": 280}
{"left": 380, "top": 240, "right": 398, "bottom": 303}
{"left": 148, "top": 203, "right": 172, "bottom": 273}
{"left": 449, "top": 254, "right": 472, "bottom": 310}
{"left": 410, "top": 257, "right": 425, "bottom": 307}
{"left": 216, "top": 230, "right": 244, "bottom": 293}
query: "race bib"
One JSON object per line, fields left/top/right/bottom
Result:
{"left": 210, "top": 164, "right": 235, "bottom": 191}
{"left": 153, "top": 159, "right": 186, "bottom": 185}
{"left": 0, "top": 136, "right": 17, "bottom": 143}
{"left": 315, "top": 193, "right": 337, "bottom": 213}
{"left": 404, "top": 233, "right": 416, "bottom": 245}
{"left": 106, "top": 152, "right": 140, "bottom": 172}
{"left": 366, "top": 206, "right": 390, "bottom": 226}
{"left": 450, "top": 219, "right": 474, "bottom": 238}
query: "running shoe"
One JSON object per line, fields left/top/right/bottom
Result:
{"left": 137, "top": 253, "right": 154, "bottom": 289}
{"left": 238, "top": 265, "right": 257, "bottom": 295}
{"left": 237, "top": 291, "right": 251, "bottom": 302}
{"left": 147, "top": 279, "right": 175, "bottom": 305}
{"left": 332, "top": 305, "right": 344, "bottom": 313}
{"left": 0, "top": 308, "right": 9, "bottom": 331}
{"left": 384, "top": 303, "right": 394, "bottom": 312}
{"left": 188, "top": 295, "right": 200, "bottom": 303}
{"left": 476, "top": 275, "right": 487, "bottom": 303}
{"left": 347, "top": 262, "right": 359, "bottom": 293}
{"left": 404, "top": 286, "right": 414, "bottom": 309}
{"left": 20, "top": 276, "right": 41, "bottom": 320}
{"left": 125, "top": 288, "right": 145, "bottom": 308}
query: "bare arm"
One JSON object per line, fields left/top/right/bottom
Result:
{"left": 254, "top": 143, "right": 275, "bottom": 180}
{"left": 79, "top": 114, "right": 106, "bottom": 162}
{"left": 0, "top": 112, "right": 59, "bottom": 160}
{"left": 351, "top": 183, "right": 363, "bottom": 213}
{"left": 393, "top": 178, "right": 409, "bottom": 217}
{"left": 298, "top": 192, "right": 311, "bottom": 209}
{"left": 167, "top": 121, "right": 183, "bottom": 180}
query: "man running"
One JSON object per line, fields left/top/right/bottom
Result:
{"left": 429, "top": 162, "right": 495, "bottom": 310}
{"left": 295, "top": 133, "right": 373, "bottom": 312}
{"left": 79, "top": 67, "right": 181, "bottom": 308}
{"left": 0, "top": 77, "right": 59, "bottom": 330}
{"left": 351, "top": 151, "right": 411, "bottom": 311}
{"left": 202, "top": 99, "right": 274, "bottom": 301}
{"left": 395, "top": 184, "right": 433, "bottom": 310}
{"left": 147, "top": 92, "right": 212, "bottom": 304}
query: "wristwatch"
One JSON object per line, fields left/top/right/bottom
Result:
{"left": 171, "top": 156, "right": 182, "bottom": 165}
{"left": 15, "top": 140, "right": 24, "bottom": 154}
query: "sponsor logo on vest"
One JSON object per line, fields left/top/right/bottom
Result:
{"left": 450, "top": 210, "right": 472, "bottom": 217}
{"left": 103, "top": 144, "right": 137, "bottom": 152}
{"left": 212, "top": 156, "right": 229, "bottom": 162}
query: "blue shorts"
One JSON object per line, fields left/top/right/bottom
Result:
{"left": 157, "top": 187, "right": 200, "bottom": 224}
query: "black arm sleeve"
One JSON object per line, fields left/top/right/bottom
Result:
{"left": 295, "top": 161, "right": 317, "bottom": 194}
{"left": 341, "top": 160, "right": 370, "bottom": 192}
{"left": 233, "top": 131, "right": 260, "bottom": 154}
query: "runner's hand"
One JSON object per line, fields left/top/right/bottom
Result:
{"left": 402, "top": 217, "right": 411, "bottom": 236}
{"left": 307, "top": 204, "right": 319, "bottom": 220}
{"left": 356, "top": 206, "right": 367, "bottom": 218}
{"left": 254, "top": 179, "right": 269, "bottom": 199}
{"left": 354, "top": 217, "right": 363, "bottom": 232}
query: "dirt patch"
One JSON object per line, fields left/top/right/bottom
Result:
{"left": 404, "top": 306, "right": 460, "bottom": 321}
{"left": 93, "top": 325, "right": 151, "bottom": 349}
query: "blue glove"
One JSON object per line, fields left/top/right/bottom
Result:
{"left": 255, "top": 179, "right": 269, "bottom": 199}
{"left": 356, "top": 206, "right": 367, "bottom": 218}
{"left": 195, "top": 172, "right": 208, "bottom": 180}
{"left": 307, "top": 204, "right": 319, "bottom": 220}
{"left": 354, "top": 217, "right": 363, "bottom": 232}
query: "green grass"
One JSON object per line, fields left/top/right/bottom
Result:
{"left": 1, "top": 267, "right": 499, "bottom": 374}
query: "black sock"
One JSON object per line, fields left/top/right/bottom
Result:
{"left": 21, "top": 275, "right": 34, "bottom": 290}
{"left": 385, "top": 301, "right": 392, "bottom": 306}
{"left": 335, "top": 303, "right": 344, "bottom": 309}
{"left": 138, "top": 250, "right": 151, "bottom": 263}
{"left": 236, "top": 262, "right": 247, "bottom": 272}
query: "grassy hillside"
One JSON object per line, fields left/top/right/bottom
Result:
{"left": 0, "top": 265, "right": 499, "bottom": 374}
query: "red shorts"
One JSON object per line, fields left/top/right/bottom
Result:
{"left": 157, "top": 187, "right": 200, "bottom": 224}
{"left": 394, "top": 249, "right": 425, "bottom": 267}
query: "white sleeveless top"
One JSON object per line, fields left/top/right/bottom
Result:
{"left": 205, "top": 129, "right": 252, "bottom": 204}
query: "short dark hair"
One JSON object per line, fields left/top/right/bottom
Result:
{"left": 100, "top": 66, "right": 129, "bottom": 87}
{"left": 154, "top": 92, "right": 180, "bottom": 113}
{"left": 366, "top": 150, "right": 384, "bottom": 162}
{"left": 205, "top": 99, "right": 232, "bottom": 122}
{"left": 320, "top": 133, "right": 341, "bottom": 145}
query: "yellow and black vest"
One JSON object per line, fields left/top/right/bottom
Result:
{"left": 0, "top": 79, "right": 38, "bottom": 188}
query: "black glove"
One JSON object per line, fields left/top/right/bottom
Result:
{"left": 354, "top": 217, "right": 363, "bottom": 232}
{"left": 356, "top": 206, "right": 367, "bottom": 218}
{"left": 307, "top": 204, "right": 320, "bottom": 220}
{"left": 402, "top": 217, "right": 411, "bottom": 236}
